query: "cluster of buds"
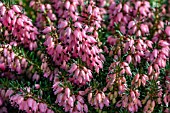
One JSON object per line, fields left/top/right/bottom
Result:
{"left": 0, "top": 2, "right": 39, "bottom": 50}
{"left": 80, "top": 0, "right": 105, "bottom": 30}
{"left": 131, "top": 73, "right": 149, "bottom": 87}
{"left": 108, "top": 0, "right": 153, "bottom": 36}
{"left": 30, "top": 0, "right": 57, "bottom": 29}
{"left": 0, "top": 45, "right": 28, "bottom": 74}
{"left": 116, "top": 90, "right": 142, "bottom": 113}
{"left": 108, "top": 61, "right": 132, "bottom": 76}
{"left": 0, "top": 89, "right": 54, "bottom": 113}
{"left": 0, "top": 44, "right": 42, "bottom": 81}
{"left": 106, "top": 72, "right": 127, "bottom": 94}
{"left": 107, "top": 36, "right": 143, "bottom": 65}
{"left": 68, "top": 63, "right": 93, "bottom": 85}
{"left": 143, "top": 100, "right": 156, "bottom": 113}
{"left": 88, "top": 91, "right": 110, "bottom": 109}
{"left": 107, "top": 91, "right": 118, "bottom": 105}
{"left": 147, "top": 41, "right": 169, "bottom": 78}
{"left": 141, "top": 80, "right": 164, "bottom": 112}
{"left": 0, "top": 89, "right": 14, "bottom": 113}
{"left": 52, "top": 79, "right": 88, "bottom": 113}
{"left": 105, "top": 61, "right": 135, "bottom": 94}
{"left": 37, "top": 50, "right": 58, "bottom": 81}
{"left": 10, "top": 95, "right": 54, "bottom": 113}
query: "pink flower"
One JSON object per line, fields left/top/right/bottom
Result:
{"left": 134, "top": 74, "right": 140, "bottom": 82}
{"left": 120, "top": 26, "right": 126, "bottom": 34}
{"left": 128, "top": 21, "right": 135, "bottom": 29}
{"left": 86, "top": 36, "right": 97, "bottom": 43}
{"left": 128, "top": 103, "right": 135, "bottom": 112}
{"left": 47, "top": 109, "right": 54, "bottom": 113}
{"left": 5, "top": 89, "right": 14, "bottom": 98}
{"left": 140, "top": 24, "right": 149, "bottom": 34}
{"left": 126, "top": 55, "right": 132, "bottom": 64}
{"left": 74, "top": 22, "right": 82, "bottom": 28}
{"left": 135, "top": 54, "right": 141, "bottom": 63}
{"left": 130, "top": 91, "right": 136, "bottom": 99}
{"left": 40, "top": 4, "right": 45, "bottom": 12}
{"left": 27, "top": 98, "right": 34, "bottom": 108}
{"left": 29, "top": 1, "right": 35, "bottom": 7}
{"left": 68, "top": 97, "right": 74, "bottom": 107}
{"left": 8, "top": 9, "right": 15, "bottom": 18}
{"left": 58, "top": 20, "right": 68, "bottom": 29}
{"left": 116, "top": 12, "right": 123, "bottom": 22}
{"left": 68, "top": 63, "right": 77, "bottom": 73}
{"left": 136, "top": 30, "right": 142, "bottom": 37}
{"left": 87, "top": 5, "right": 92, "bottom": 14}
{"left": 12, "top": 5, "right": 21, "bottom": 13}
{"left": 104, "top": 97, "right": 110, "bottom": 106}
{"left": 32, "top": 73, "right": 40, "bottom": 81}
{"left": 123, "top": 4, "right": 130, "bottom": 13}
{"left": 76, "top": 101, "right": 83, "bottom": 111}
{"left": 39, "top": 103, "right": 47, "bottom": 113}
{"left": 54, "top": 87, "right": 63, "bottom": 95}
{"left": 88, "top": 93, "right": 92, "bottom": 103}
{"left": 148, "top": 65, "right": 153, "bottom": 75}
{"left": 42, "top": 26, "right": 52, "bottom": 34}
{"left": 31, "top": 98, "right": 38, "bottom": 112}
{"left": 139, "top": 6, "right": 147, "bottom": 16}
{"left": 77, "top": 95, "right": 84, "bottom": 104}
{"left": 83, "top": 104, "right": 88, "bottom": 113}
{"left": 0, "top": 63, "right": 5, "bottom": 71}
{"left": 158, "top": 40, "right": 169, "bottom": 47}
{"left": 65, "top": 1, "right": 70, "bottom": 9}
{"left": 99, "top": 102, "right": 104, "bottom": 109}
{"left": 66, "top": 27, "right": 72, "bottom": 37}
{"left": 125, "top": 66, "right": 132, "bottom": 75}
{"left": 56, "top": 93, "right": 63, "bottom": 103}
{"left": 165, "top": 26, "right": 170, "bottom": 36}
{"left": 65, "top": 88, "right": 70, "bottom": 98}
{"left": 0, "top": 97, "right": 3, "bottom": 106}
{"left": 19, "top": 101, "right": 29, "bottom": 111}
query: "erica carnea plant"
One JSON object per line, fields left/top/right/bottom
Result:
{"left": 0, "top": 0, "right": 170, "bottom": 113}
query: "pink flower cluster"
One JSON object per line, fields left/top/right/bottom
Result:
{"left": 116, "top": 90, "right": 142, "bottom": 112}
{"left": 108, "top": 0, "right": 153, "bottom": 36}
{"left": 0, "top": 89, "right": 54, "bottom": 113}
{"left": 0, "top": 2, "right": 39, "bottom": 50}
{"left": 68, "top": 63, "right": 93, "bottom": 85}
{"left": 53, "top": 77, "right": 88, "bottom": 113}
{"left": 88, "top": 92, "right": 110, "bottom": 109}
{"left": 0, "top": 44, "right": 28, "bottom": 74}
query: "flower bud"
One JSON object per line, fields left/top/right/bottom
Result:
{"left": 65, "top": 88, "right": 70, "bottom": 98}
{"left": 88, "top": 93, "right": 92, "bottom": 103}
{"left": 148, "top": 65, "right": 153, "bottom": 75}
{"left": 165, "top": 26, "right": 170, "bottom": 36}
{"left": 42, "top": 26, "right": 52, "bottom": 34}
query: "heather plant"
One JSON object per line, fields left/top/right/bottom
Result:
{"left": 0, "top": 0, "right": 170, "bottom": 113}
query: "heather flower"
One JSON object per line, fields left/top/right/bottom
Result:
{"left": 165, "top": 26, "right": 170, "bottom": 36}
{"left": 88, "top": 92, "right": 110, "bottom": 109}
{"left": 0, "top": 3, "right": 39, "bottom": 50}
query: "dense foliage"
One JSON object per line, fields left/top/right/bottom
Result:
{"left": 0, "top": 0, "right": 170, "bottom": 113}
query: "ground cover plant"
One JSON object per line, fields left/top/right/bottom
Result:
{"left": 0, "top": 0, "right": 170, "bottom": 113}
